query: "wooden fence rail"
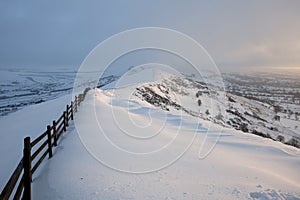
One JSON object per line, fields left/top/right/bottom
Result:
{"left": 0, "top": 88, "right": 91, "bottom": 200}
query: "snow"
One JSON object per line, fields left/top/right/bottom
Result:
{"left": 134, "top": 75, "right": 299, "bottom": 144}
{"left": 0, "top": 68, "right": 76, "bottom": 116}
{"left": 29, "top": 87, "right": 300, "bottom": 199}
{"left": 0, "top": 94, "right": 72, "bottom": 193}
{"left": 1, "top": 68, "right": 300, "bottom": 199}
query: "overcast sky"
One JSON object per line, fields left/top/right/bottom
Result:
{"left": 0, "top": 0, "right": 299, "bottom": 72}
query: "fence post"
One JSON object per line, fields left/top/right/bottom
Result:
{"left": 78, "top": 94, "right": 82, "bottom": 106}
{"left": 71, "top": 101, "right": 74, "bottom": 120}
{"left": 47, "top": 125, "right": 53, "bottom": 158}
{"left": 63, "top": 111, "right": 67, "bottom": 132}
{"left": 66, "top": 105, "right": 69, "bottom": 127}
{"left": 23, "top": 137, "right": 31, "bottom": 200}
{"left": 53, "top": 120, "right": 57, "bottom": 146}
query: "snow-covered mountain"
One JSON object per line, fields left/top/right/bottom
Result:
{"left": 124, "top": 70, "right": 299, "bottom": 149}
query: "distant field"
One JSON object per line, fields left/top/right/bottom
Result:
{"left": 0, "top": 68, "right": 76, "bottom": 116}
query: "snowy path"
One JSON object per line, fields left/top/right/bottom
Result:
{"left": 31, "top": 90, "right": 300, "bottom": 200}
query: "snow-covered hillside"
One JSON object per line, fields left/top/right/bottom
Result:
{"left": 1, "top": 68, "right": 300, "bottom": 199}
{"left": 30, "top": 85, "right": 300, "bottom": 199}
{"left": 28, "top": 68, "right": 300, "bottom": 199}
{"left": 0, "top": 68, "right": 76, "bottom": 116}
{"left": 0, "top": 67, "right": 118, "bottom": 116}
{"left": 132, "top": 72, "right": 299, "bottom": 148}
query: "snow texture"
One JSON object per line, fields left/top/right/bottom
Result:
{"left": 1, "top": 68, "right": 300, "bottom": 199}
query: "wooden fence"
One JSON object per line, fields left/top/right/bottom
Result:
{"left": 0, "top": 88, "right": 91, "bottom": 200}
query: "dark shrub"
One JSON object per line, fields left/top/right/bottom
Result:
{"left": 277, "top": 135, "right": 285, "bottom": 142}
